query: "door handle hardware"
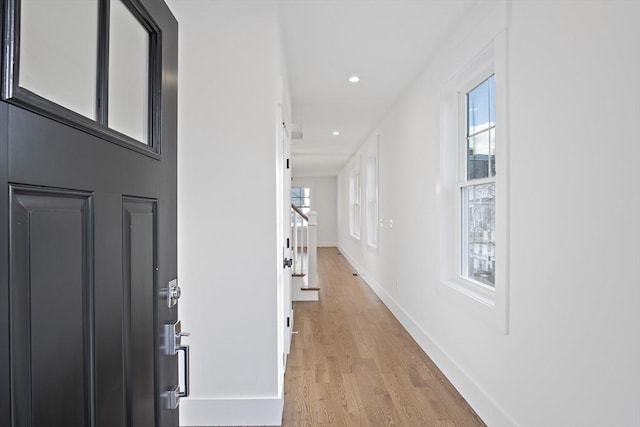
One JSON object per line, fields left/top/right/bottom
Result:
{"left": 162, "top": 344, "right": 189, "bottom": 413}
{"left": 163, "top": 385, "right": 180, "bottom": 410}
{"left": 163, "top": 320, "right": 190, "bottom": 355}
{"left": 176, "top": 344, "right": 190, "bottom": 399}
{"left": 162, "top": 279, "right": 181, "bottom": 308}
{"left": 163, "top": 321, "right": 191, "bottom": 410}
{"left": 283, "top": 258, "right": 293, "bottom": 268}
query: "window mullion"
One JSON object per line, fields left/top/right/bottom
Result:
{"left": 467, "top": 124, "right": 494, "bottom": 139}
{"left": 458, "top": 176, "right": 495, "bottom": 188}
{"left": 96, "top": 0, "right": 110, "bottom": 126}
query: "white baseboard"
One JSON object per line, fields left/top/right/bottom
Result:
{"left": 291, "top": 275, "right": 319, "bottom": 301}
{"left": 180, "top": 394, "right": 283, "bottom": 426}
{"left": 318, "top": 241, "right": 337, "bottom": 247}
{"left": 292, "top": 288, "right": 319, "bottom": 301}
{"left": 337, "top": 244, "right": 517, "bottom": 427}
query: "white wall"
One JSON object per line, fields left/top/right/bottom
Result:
{"left": 168, "top": 1, "right": 288, "bottom": 425}
{"left": 292, "top": 176, "right": 337, "bottom": 246}
{"left": 338, "top": 131, "right": 384, "bottom": 279}
{"left": 337, "top": 1, "right": 640, "bottom": 426}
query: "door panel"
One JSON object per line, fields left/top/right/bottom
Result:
{"left": 94, "top": 192, "right": 126, "bottom": 427}
{"left": 10, "top": 187, "right": 94, "bottom": 427}
{"left": 123, "top": 199, "right": 157, "bottom": 427}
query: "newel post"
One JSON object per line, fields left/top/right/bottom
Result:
{"left": 307, "top": 210, "right": 318, "bottom": 287}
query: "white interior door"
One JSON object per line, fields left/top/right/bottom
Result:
{"left": 282, "top": 122, "right": 293, "bottom": 357}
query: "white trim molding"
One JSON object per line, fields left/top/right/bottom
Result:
{"left": 439, "top": 28, "right": 510, "bottom": 335}
{"left": 180, "top": 394, "right": 284, "bottom": 426}
{"left": 337, "top": 244, "right": 518, "bottom": 427}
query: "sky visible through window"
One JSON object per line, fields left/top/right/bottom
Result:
{"left": 467, "top": 75, "right": 495, "bottom": 180}
{"left": 467, "top": 76, "right": 495, "bottom": 133}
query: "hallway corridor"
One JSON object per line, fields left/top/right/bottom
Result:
{"left": 282, "top": 247, "right": 485, "bottom": 426}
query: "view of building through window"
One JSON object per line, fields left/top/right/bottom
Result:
{"left": 461, "top": 75, "right": 495, "bottom": 287}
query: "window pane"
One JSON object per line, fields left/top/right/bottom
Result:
{"left": 354, "top": 205, "right": 361, "bottom": 235}
{"left": 467, "top": 78, "right": 490, "bottom": 135}
{"left": 488, "top": 75, "right": 496, "bottom": 125}
{"left": 19, "top": 0, "right": 99, "bottom": 119}
{"left": 467, "top": 130, "right": 491, "bottom": 180}
{"left": 291, "top": 187, "right": 311, "bottom": 210}
{"left": 349, "top": 174, "right": 361, "bottom": 237}
{"left": 109, "top": 0, "right": 149, "bottom": 144}
{"left": 367, "top": 201, "right": 377, "bottom": 247}
{"left": 462, "top": 182, "right": 495, "bottom": 287}
{"left": 366, "top": 157, "right": 378, "bottom": 247}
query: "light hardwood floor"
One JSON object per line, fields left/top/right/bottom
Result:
{"left": 282, "top": 247, "right": 485, "bottom": 427}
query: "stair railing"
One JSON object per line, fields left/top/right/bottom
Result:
{"left": 290, "top": 204, "right": 318, "bottom": 287}
{"left": 291, "top": 204, "right": 308, "bottom": 277}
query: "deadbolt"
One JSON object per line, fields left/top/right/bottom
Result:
{"left": 166, "top": 279, "right": 181, "bottom": 308}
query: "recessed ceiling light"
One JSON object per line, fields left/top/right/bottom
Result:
{"left": 348, "top": 75, "right": 360, "bottom": 83}
{"left": 332, "top": 131, "right": 340, "bottom": 136}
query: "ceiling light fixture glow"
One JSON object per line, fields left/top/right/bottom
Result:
{"left": 348, "top": 75, "right": 360, "bottom": 83}
{"left": 332, "top": 131, "right": 340, "bottom": 136}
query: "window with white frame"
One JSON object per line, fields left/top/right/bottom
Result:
{"left": 439, "top": 24, "right": 508, "bottom": 333}
{"left": 349, "top": 171, "right": 361, "bottom": 238}
{"left": 291, "top": 186, "right": 310, "bottom": 214}
{"left": 461, "top": 75, "right": 495, "bottom": 287}
{"left": 366, "top": 154, "right": 378, "bottom": 248}
{"left": 291, "top": 186, "right": 310, "bottom": 226}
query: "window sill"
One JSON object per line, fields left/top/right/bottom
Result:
{"left": 442, "top": 278, "right": 496, "bottom": 309}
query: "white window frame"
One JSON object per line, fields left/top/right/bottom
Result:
{"left": 365, "top": 137, "right": 379, "bottom": 249}
{"left": 440, "top": 32, "right": 510, "bottom": 334}
{"left": 291, "top": 185, "right": 311, "bottom": 214}
{"left": 459, "top": 74, "right": 496, "bottom": 289}
{"left": 291, "top": 185, "right": 311, "bottom": 227}
{"left": 349, "top": 166, "right": 361, "bottom": 239}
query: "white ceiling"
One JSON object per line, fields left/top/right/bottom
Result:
{"left": 278, "top": 0, "right": 478, "bottom": 177}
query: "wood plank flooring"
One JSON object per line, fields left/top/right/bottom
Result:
{"left": 282, "top": 247, "right": 485, "bottom": 427}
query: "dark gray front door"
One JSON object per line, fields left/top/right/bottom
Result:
{"left": 0, "top": 0, "right": 180, "bottom": 426}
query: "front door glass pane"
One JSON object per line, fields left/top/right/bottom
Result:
{"left": 19, "top": 0, "right": 99, "bottom": 119}
{"left": 109, "top": 0, "right": 149, "bottom": 144}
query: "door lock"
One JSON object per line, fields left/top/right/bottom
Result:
{"left": 283, "top": 257, "right": 293, "bottom": 268}
{"left": 164, "top": 279, "right": 181, "bottom": 308}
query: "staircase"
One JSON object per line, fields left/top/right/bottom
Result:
{"left": 290, "top": 205, "right": 319, "bottom": 301}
